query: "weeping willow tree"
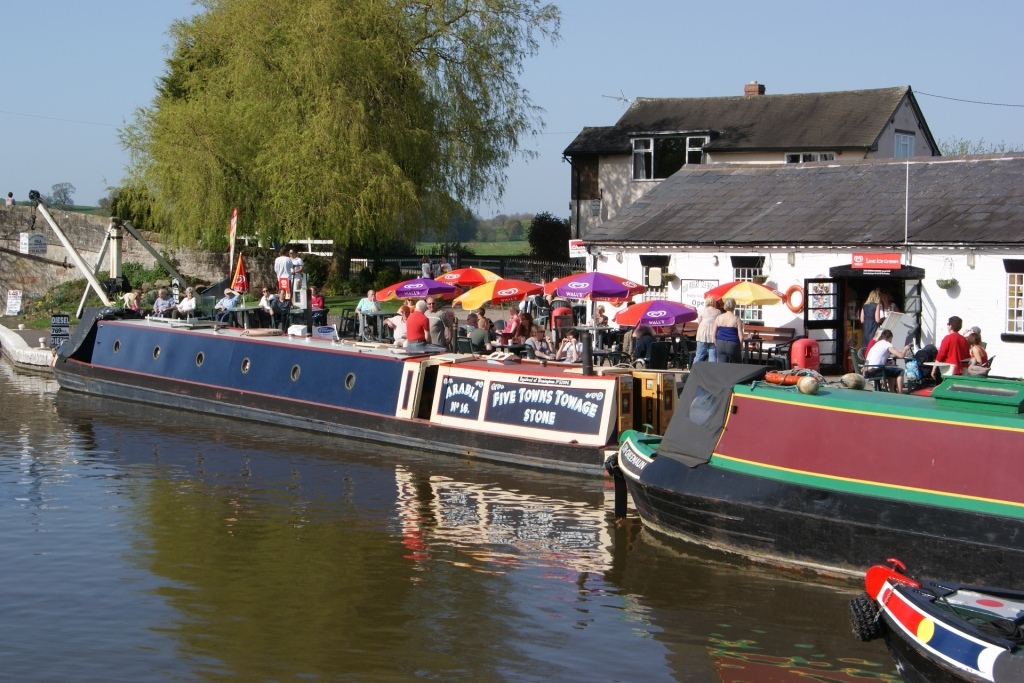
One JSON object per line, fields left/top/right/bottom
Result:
{"left": 119, "top": 0, "right": 559, "bottom": 262}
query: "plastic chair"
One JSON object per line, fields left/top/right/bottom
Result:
{"left": 457, "top": 337, "right": 474, "bottom": 354}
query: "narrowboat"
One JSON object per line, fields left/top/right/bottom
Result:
{"left": 53, "top": 307, "right": 638, "bottom": 476}
{"left": 852, "top": 560, "right": 1024, "bottom": 682}
{"left": 609, "top": 362, "right": 1024, "bottom": 587}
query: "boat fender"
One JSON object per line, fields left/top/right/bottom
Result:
{"left": 849, "top": 593, "right": 883, "bottom": 642}
{"left": 604, "top": 452, "right": 622, "bottom": 478}
{"left": 841, "top": 373, "right": 866, "bottom": 390}
{"left": 784, "top": 285, "right": 804, "bottom": 313}
{"left": 764, "top": 371, "right": 799, "bottom": 386}
{"left": 796, "top": 376, "right": 819, "bottom": 395}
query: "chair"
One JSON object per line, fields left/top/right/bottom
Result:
{"left": 635, "top": 341, "right": 670, "bottom": 370}
{"left": 493, "top": 319, "right": 506, "bottom": 332}
{"left": 192, "top": 295, "right": 217, "bottom": 321}
{"left": 673, "top": 337, "right": 696, "bottom": 370}
{"left": 457, "top": 337, "right": 474, "bottom": 354}
{"left": 338, "top": 308, "right": 357, "bottom": 338}
{"left": 604, "top": 351, "right": 631, "bottom": 367}
{"left": 850, "top": 347, "right": 888, "bottom": 391}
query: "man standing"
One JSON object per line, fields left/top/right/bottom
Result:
{"left": 425, "top": 297, "right": 446, "bottom": 347}
{"left": 273, "top": 247, "right": 292, "bottom": 300}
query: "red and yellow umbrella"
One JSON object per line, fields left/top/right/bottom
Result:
{"left": 435, "top": 267, "right": 500, "bottom": 288}
{"left": 705, "top": 280, "right": 782, "bottom": 306}
{"left": 453, "top": 279, "right": 541, "bottom": 310}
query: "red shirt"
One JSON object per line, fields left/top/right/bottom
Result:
{"left": 935, "top": 332, "right": 970, "bottom": 375}
{"left": 406, "top": 310, "right": 430, "bottom": 343}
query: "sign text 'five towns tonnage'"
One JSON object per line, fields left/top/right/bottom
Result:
{"left": 437, "top": 375, "right": 606, "bottom": 434}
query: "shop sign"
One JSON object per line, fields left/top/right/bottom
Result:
{"left": 852, "top": 253, "right": 901, "bottom": 270}
{"left": 568, "top": 239, "right": 587, "bottom": 259}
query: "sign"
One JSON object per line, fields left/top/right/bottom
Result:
{"left": 436, "top": 376, "right": 485, "bottom": 420}
{"left": 484, "top": 378, "right": 605, "bottom": 435}
{"left": 5, "top": 290, "right": 22, "bottom": 315}
{"left": 171, "top": 277, "right": 180, "bottom": 304}
{"left": 312, "top": 325, "right": 337, "bottom": 340}
{"left": 568, "top": 239, "right": 587, "bottom": 259}
{"left": 679, "top": 279, "right": 719, "bottom": 309}
{"left": 50, "top": 313, "right": 71, "bottom": 348}
{"left": 852, "top": 253, "right": 901, "bottom": 270}
{"left": 19, "top": 233, "right": 47, "bottom": 256}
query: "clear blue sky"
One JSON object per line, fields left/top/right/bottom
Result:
{"left": 3, "top": 0, "right": 1022, "bottom": 219}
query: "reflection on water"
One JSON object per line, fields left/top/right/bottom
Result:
{"left": 0, "top": 360, "right": 898, "bottom": 682}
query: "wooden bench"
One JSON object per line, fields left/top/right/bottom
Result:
{"left": 676, "top": 322, "right": 794, "bottom": 341}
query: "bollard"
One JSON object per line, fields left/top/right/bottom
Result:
{"left": 581, "top": 330, "right": 594, "bottom": 376}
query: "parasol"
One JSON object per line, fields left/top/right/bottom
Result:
{"left": 434, "top": 267, "right": 500, "bottom": 288}
{"left": 613, "top": 300, "right": 698, "bottom": 327}
{"left": 544, "top": 272, "right": 646, "bottom": 301}
{"left": 376, "top": 277, "right": 456, "bottom": 301}
{"left": 453, "top": 280, "right": 541, "bottom": 310}
{"left": 705, "top": 280, "right": 782, "bottom": 306}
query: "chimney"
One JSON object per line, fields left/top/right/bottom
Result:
{"left": 744, "top": 81, "right": 766, "bottom": 97}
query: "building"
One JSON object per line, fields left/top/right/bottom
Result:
{"left": 563, "top": 83, "right": 939, "bottom": 237}
{"left": 583, "top": 154, "right": 1024, "bottom": 376}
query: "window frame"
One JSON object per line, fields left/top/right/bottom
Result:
{"left": 632, "top": 135, "right": 708, "bottom": 181}
{"left": 784, "top": 152, "right": 836, "bottom": 164}
{"left": 894, "top": 133, "right": 915, "bottom": 158}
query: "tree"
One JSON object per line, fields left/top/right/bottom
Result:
{"left": 118, "top": 0, "right": 560, "bottom": 265}
{"left": 50, "top": 182, "right": 76, "bottom": 207}
{"left": 940, "top": 136, "right": 1024, "bottom": 156}
{"left": 528, "top": 212, "right": 570, "bottom": 260}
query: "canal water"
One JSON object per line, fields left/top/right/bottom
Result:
{"left": 0, "top": 360, "right": 899, "bottom": 682}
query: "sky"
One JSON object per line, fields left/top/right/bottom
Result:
{"left": 2, "top": 0, "right": 1022, "bottom": 220}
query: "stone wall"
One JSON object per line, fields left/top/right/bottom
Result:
{"left": 0, "top": 205, "right": 276, "bottom": 301}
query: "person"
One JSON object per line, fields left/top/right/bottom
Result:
{"left": 172, "top": 287, "right": 197, "bottom": 319}
{"left": 963, "top": 326, "right": 982, "bottom": 342}
{"left": 425, "top": 297, "right": 447, "bottom": 347}
{"left": 519, "top": 311, "right": 534, "bottom": 340}
{"left": 504, "top": 309, "right": 522, "bottom": 343}
{"left": 879, "top": 290, "right": 899, "bottom": 319}
{"left": 966, "top": 331, "right": 988, "bottom": 368}
{"left": 214, "top": 289, "right": 239, "bottom": 323}
{"left": 631, "top": 325, "right": 655, "bottom": 363}
{"left": 865, "top": 329, "right": 912, "bottom": 393}
{"left": 420, "top": 256, "right": 433, "bottom": 278}
{"left": 356, "top": 289, "right": 380, "bottom": 339}
{"left": 443, "top": 309, "right": 458, "bottom": 350}
{"left": 406, "top": 301, "right": 445, "bottom": 353}
{"left": 384, "top": 305, "right": 411, "bottom": 346}
{"left": 438, "top": 256, "right": 452, "bottom": 276}
{"left": 593, "top": 305, "right": 609, "bottom": 327}
{"left": 309, "top": 286, "right": 326, "bottom": 326}
{"left": 5, "top": 192, "right": 13, "bottom": 207}
{"left": 271, "top": 287, "right": 292, "bottom": 329}
{"left": 462, "top": 312, "right": 479, "bottom": 336}
{"left": 152, "top": 288, "right": 175, "bottom": 318}
{"left": 860, "top": 289, "right": 882, "bottom": 344}
{"left": 469, "top": 316, "right": 492, "bottom": 354}
{"left": 288, "top": 248, "right": 305, "bottom": 297}
{"left": 556, "top": 328, "right": 582, "bottom": 362}
{"left": 273, "top": 247, "right": 292, "bottom": 300}
{"left": 933, "top": 315, "right": 970, "bottom": 379}
{"left": 694, "top": 294, "right": 721, "bottom": 363}
{"left": 258, "top": 286, "right": 277, "bottom": 327}
{"left": 712, "top": 298, "right": 744, "bottom": 363}
{"left": 525, "top": 326, "right": 555, "bottom": 360}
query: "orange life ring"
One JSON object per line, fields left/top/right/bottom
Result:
{"left": 765, "top": 371, "right": 799, "bottom": 386}
{"left": 785, "top": 285, "right": 804, "bottom": 313}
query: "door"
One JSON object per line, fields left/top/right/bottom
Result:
{"left": 803, "top": 278, "right": 844, "bottom": 373}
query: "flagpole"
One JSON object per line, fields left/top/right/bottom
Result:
{"left": 228, "top": 207, "right": 238, "bottom": 288}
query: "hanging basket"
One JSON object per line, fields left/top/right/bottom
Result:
{"left": 752, "top": 275, "right": 768, "bottom": 284}
{"left": 936, "top": 278, "right": 958, "bottom": 290}
{"left": 936, "top": 258, "right": 957, "bottom": 290}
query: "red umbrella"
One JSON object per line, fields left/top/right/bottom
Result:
{"left": 231, "top": 253, "right": 249, "bottom": 293}
{"left": 614, "top": 300, "right": 698, "bottom": 327}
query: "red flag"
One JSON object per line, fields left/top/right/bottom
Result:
{"left": 231, "top": 253, "right": 249, "bottom": 293}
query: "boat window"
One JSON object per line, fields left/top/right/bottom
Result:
{"left": 113, "top": 340, "right": 120, "bottom": 353}
{"left": 195, "top": 352, "right": 204, "bottom": 367}
{"left": 290, "top": 365, "right": 301, "bottom": 382}
{"left": 152, "top": 346, "right": 161, "bottom": 360}
{"left": 688, "top": 386, "right": 718, "bottom": 426}
{"left": 241, "top": 358, "right": 251, "bottom": 374}
{"left": 345, "top": 372, "right": 356, "bottom": 390}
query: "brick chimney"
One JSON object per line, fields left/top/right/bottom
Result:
{"left": 744, "top": 81, "right": 766, "bottom": 97}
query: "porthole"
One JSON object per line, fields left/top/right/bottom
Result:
{"left": 196, "top": 352, "right": 204, "bottom": 367}
{"left": 344, "top": 372, "right": 356, "bottom": 390}
{"left": 113, "top": 340, "right": 121, "bottom": 353}
{"left": 290, "top": 365, "right": 301, "bottom": 381}
{"left": 152, "top": 346, "right": 161, "bottom": 359}
{"left": 241, "top": 358, "right": 251, "bottom": 374}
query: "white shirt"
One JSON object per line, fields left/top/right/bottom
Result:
{"left": 866, "top": 340, "right": 893, "bottom": 367}
{"left": 274, "top": 256, "right": 291, "bottom": 280}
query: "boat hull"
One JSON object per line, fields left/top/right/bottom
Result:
{"left": 623, "top": 453, "right": 1024, "bottom": 586}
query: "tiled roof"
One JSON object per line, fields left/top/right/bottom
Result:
{"left": 585, "top": 155, "right": 1024, "bottom": 246}
{"left": 564, "top": 86, "right": 917, "bottom": 155}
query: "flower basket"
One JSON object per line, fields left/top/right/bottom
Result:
{"left": 752, "top": 275, "right": 768, "bottom": 284}
{"left": 936, "top": 278, "right": 958, "bottom": 290}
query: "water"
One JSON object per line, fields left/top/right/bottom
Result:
{"left": 0, "top": 360, "right": 899, "bottom": 682}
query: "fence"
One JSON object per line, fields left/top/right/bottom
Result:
{"left": 351, "top": 256, "right": 577, "bottom": 282}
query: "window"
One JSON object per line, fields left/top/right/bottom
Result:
{"left": 731, "top": 256, "right": 765, "bottom": 323}
{"left": 1006, "top": 260, "right": 1024, "bottom": 333}
{"left": 640, "top": 254, "right": 670, "bottom": 293}
{"left": 785, "top": 152, "right": 835, "bottom": 164}
{"left": 632, "top": 136, "right": 708, "bottom": 180}
{"left": 895, "top": 133, "right": 915, "bottom": 158}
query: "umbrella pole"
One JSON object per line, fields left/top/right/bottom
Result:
{"left": 581, "top": 330, "right": 594, "bottom": 376}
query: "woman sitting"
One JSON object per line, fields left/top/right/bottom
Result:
{"left": 525, "top": 326, "right": 555, "bottom": 360}
{"left": 965, "top": 332, "right": 989, "bottom": 375}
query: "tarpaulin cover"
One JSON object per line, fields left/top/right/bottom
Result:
{"left": 658, "top": 362, "right": 767, "bottom": 467}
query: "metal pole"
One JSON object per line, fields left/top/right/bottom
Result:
{"left": 121, "top": 221, "right": 185, "bottom": 284}
{"left": 76, "top": 231, "right": 111, "bottom": 319}
{"left": 581, "top": 330, "right": 594, "bottom": 375}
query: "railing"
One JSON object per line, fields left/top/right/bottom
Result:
{"left": 351, "top": 256, "right": 577, "bottom": 282}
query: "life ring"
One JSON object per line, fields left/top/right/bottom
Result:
{"left": 764, "top": 371, "right": 799, "bottom": 386}
{"left": 785, "top": 285, "right": 804, "bottom": 313}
